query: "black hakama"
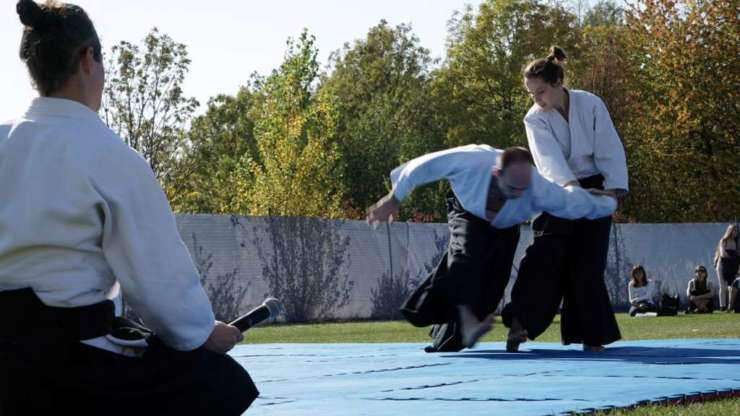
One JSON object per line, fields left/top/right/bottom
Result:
{"left": 502, "top": 174, "right": 621, "bottom": 346}
{"left": 0, "top": 288, "right": 258, "bottom": 416}
{"left": 401, "top": 192, "right": 520, "bottom": 351}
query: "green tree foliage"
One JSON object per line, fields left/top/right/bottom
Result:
{"left": 582, "top": 0, "right": 624, "bottom": 27}
{"left": 167, "top": 86, "right": 258, "bottom": 214}
{"left": 150, "top": 0, "right": 736, "bottom": 223}
{"left": 248, "top": 32, "right": 345, "bottom": 218}
{"left": 320, "top": 21, "right": 444, "bottom": 219}
{"left": 102, "top": 28, "right": 199, "bottom": 183}
{"left": 432, "top": 0, "right": 580, "bottom": 149}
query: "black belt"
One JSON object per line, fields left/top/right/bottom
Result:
{"left": 578, "top": 174, "right": 605, "bottom": 190}
{"left": 0, "top": 288, "right": 114, "bottom": 340}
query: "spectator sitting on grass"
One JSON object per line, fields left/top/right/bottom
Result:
{"left": 628, "top": 265, "right": 658, "bottom": 317}
{"left": 686, "top": 265, "right": 714, "bottom": 314}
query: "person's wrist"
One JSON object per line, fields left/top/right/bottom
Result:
{"left": 606, "top": 188, "right": 628, "bottom": 198}
{"left": 386, "top": 193, "right": 401, "bottom": 211}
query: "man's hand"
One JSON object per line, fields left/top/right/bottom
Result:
{"left": 366, "top": 192, "right": 401, "bottom": 229}
{"left": 204, "top": 321, "right": 243, "bottom": 354}
{"left": 604, "top": 188, "right": 629, "bottom": 204}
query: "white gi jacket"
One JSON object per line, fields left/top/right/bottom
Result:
{"left": 0, "top": 97, "right": 214, "bottom": 353}
{"left": 390, "top": 144, "right": 616, "bottom": 228}
{"left": 524, "top": 89, "right": 628, "bottom": 191}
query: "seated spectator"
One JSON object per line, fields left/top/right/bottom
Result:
{"left": 628, "top": 265, "right": 658, "bottom": 317}
{"left": 686, "top": 265, "right": 714, "bottom": 313}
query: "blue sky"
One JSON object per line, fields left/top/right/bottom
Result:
{"left": 1, "top": 0, "right": 486, "bottom": 119}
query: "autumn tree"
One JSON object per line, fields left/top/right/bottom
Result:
{"left": 621, "top": 0, "right": 739, "bottom": 222}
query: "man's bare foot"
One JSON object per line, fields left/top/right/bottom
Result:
{"left": 506, "top": 317, "right": 528, "bottom": 352}
{"left": 583, "top": 344, "right": 605, "bottom": 352}
{"left": 457, "top": 305, "right": 494, "bottom": 349}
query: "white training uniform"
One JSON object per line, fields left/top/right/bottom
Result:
{"left": 0, "top": 97, "right": 214, "bottom": 354}
{"left": 524, "top": 89, "right": 628, "bottom": 191}
{"left": 389, "top": 144, "right": 617, "bottom": 228}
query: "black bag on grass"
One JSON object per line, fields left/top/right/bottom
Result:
{"left": 657, "top": 294, "right": 679, "bottom": 316}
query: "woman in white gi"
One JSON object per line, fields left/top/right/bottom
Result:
{"left": 0, "top": 1, "right": 257, "bottom": 414}
{"left": 502, "top": 46, "right": 629, "bottom": 352}
{"left": 367, "top": 145, "right": 617, "bottom": 349}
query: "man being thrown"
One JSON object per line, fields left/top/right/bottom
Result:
{"left": 367, "top": 145, "right": 617, "bottom": 350}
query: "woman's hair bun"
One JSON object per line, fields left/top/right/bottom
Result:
{"left": 546, "top": 46, "right": 567, "bottom": 63}
{"left": 17, "top": 0, "right": 45, "bottom": 29}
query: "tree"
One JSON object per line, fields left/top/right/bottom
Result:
{"left": 566, "top": 2, "right": 635, "bottom": 221}
{"left": 167, "top": 85, "right": 259, "bottom": 214}
{"left": 103, "top": 28, "right": 199, "bottom": 184}
{"left": 568, "top": 1, "right": 630, "bottom": 124}
{"left": 621, "top": 0, "right": 739, "bottom": 222}
{"left": 248, "top": 31, "right": 345, "bottom": 218}
{"left": 582, "top": 0, "right": 624, "bottom": 27}
{"left": 432, "top": 0, "right": 580, "bottom": 149}
{"left": 321, "top": 21, "right": 443, "bottom": 218}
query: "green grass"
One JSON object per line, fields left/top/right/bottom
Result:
{"left": 245, "top": 312, "right": 740, "bottom": 344}
{"left": 593, "top": 397, "right": 740, "bottom": 416}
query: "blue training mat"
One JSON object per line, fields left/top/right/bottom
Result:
{"left": 231, "top": 339, "right": 740, "bottom": 416}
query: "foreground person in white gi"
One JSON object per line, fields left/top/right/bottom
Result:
{"left": 0, "top": 1, "right": 257, "bottom": 415}
{"left": 366, "top": 145, "right": 617, "bottom": 350}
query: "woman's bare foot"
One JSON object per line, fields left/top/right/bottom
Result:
{"left": 457, "top": 305, "right": 494, "bottom": 348}
{"left": 506, "top": 317, "right": 528, "bottom": 352}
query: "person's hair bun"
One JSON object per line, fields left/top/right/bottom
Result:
{"left": 546, "top": 46, "right": 567, "bottom": 63}
{"left": 17, "top": 0, "right": 44, "bottom": 29}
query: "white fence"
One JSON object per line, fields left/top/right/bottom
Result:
{"left": 173, "top": 214, "right": 732, "bottom": 322}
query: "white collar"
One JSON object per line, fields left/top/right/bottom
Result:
{"left": 23, "top": 97, "right": 102, "bottom": 125}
